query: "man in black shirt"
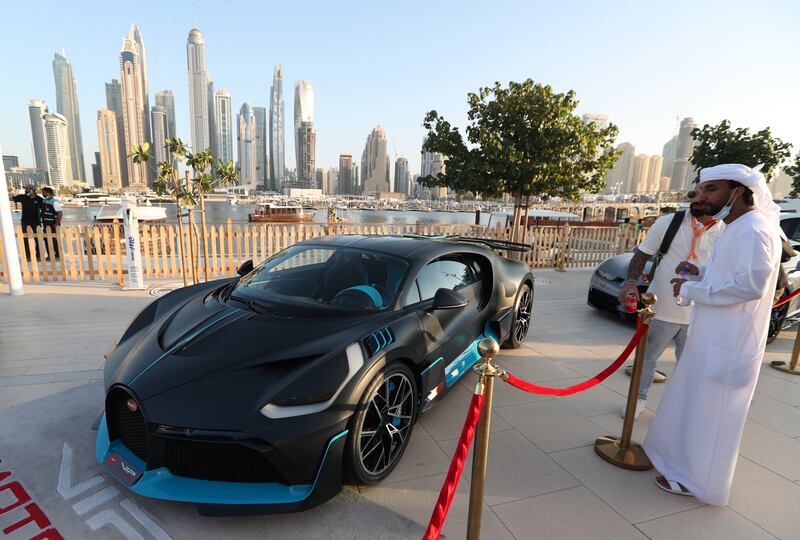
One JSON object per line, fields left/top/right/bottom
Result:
{"left": 12, "top": 185, "right": 43, "bottom": 260}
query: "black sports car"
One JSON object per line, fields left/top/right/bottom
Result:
{"left": 95, "top": 235, "right": 534, "bottom": 514}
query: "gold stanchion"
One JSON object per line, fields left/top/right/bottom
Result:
{"left": 771, "top": 321, "right": 800, "bottom": 375}
{"left": 466, "top": 338, "right": 502, "bottom": 540}
{"left": 594, "top": 292, "right": 656, "bottom": 471}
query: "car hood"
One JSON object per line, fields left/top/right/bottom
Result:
{"left": 106, "top": 287, "right": 383, "bottom": 402}
{"left": 597, "top": 252, "right": 654, "bottom": 282}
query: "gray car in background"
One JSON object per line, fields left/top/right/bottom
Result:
{"left": 588, "top": 213, "right": 800, "bottom": 341}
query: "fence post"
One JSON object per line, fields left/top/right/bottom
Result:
{"left": 556, "top": 224, "right": 571, "bottom": 272}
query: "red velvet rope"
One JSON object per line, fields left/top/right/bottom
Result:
{"left": 423, "top": 392, "right": 484, "bottom": 540}
{"left": 773, "top": 287, "right": 800, "bottom": 309}
{"left": 504, "top": 322, "right": 649, "bottom": 396}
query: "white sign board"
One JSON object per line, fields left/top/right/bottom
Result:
{"left": 120, "top": 195, "right": 145, "bottom": 290}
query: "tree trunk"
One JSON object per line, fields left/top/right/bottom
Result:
{"left": 173, "top": 171, "right": 188, "bottom": 287}
{"left": 200, "top": 193, "right": 209, "bottom": 282}
{"left": 185, "top": 171, "right": 198, "bottom": 285}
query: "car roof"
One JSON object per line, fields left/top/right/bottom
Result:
{"left": 300, "top": 234, "right": 493, "bottom": 260}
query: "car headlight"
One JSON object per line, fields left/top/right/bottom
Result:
{"left": 260, "top": 343, "right": 364, "bottom": 419}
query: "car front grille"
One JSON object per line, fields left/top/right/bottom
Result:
{"left": 588, "top": 287, "right": 620, "bottom": 313}
{"left": 162, "top": 438, "right": 285, "bottom": 484}
{"left": 105, "top": 386, "right": 285, "bottom": 483}
{"left": 106, "top": 387, "right": 149, "bottom": 462}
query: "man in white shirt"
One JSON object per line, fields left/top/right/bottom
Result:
{"left": 616, "top": 192, "right": 722, "bottom": 418}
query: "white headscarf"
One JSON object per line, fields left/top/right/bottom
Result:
{"left": 698, "top": 163, "right": 783, "bottom": 236}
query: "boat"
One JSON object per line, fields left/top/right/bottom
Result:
{"left": 248, "top": 204, "right": 314, "bottom": 223}
{"left": 93, "top": 205, "right": 168, "bottom": 223}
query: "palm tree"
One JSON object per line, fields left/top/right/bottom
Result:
{"left": 195, "top": 159, "right": 238, "bottom": 280}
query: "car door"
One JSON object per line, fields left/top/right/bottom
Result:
{"left": 405, "top": 254, "right": 486, "bottom": 386}
{"left": 781, "top": 217, "right": 800, "bottom": 308}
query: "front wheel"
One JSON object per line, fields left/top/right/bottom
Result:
{"left": 504, "top": 282, "right": 533, "bottom": 349}
{"left": 344, "top": 361, "right": 418, "bottom": 485}
{"left": 767, "top": 291, "right": 790, "bottom": 344}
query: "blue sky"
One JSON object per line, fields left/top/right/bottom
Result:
{"left": 2, "top": 0, "right": 799, "bottom": 180}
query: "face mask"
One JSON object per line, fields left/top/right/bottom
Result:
{"left": 711, "top": 191, "right": 737, "bottom": 221}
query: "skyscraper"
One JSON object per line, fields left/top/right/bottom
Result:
{"left": 294, "top": 81, "right": 314, "bottom": 181}
{"left": 670, "top": 117, "right": 696, "bottom": 191}
{"left": 155, "top": 90, "right": 176, "bottom": 140}
{"left": 394, "top": 157, "right": 409, "bottom": 195}
{"left": 646, "top": 155, "right": 664, "bottom": 192}
{"left": 150, "top": 105, "right": 168, "bottom": 164}
{"left": 207, "top": 79, "right": 216, "bottom": 157}
{"left": 28, "top": 99, "right": 50, "bottom": 172}
{"left": 92, "top": 152, "right": 102, "bottom": 189}
{"left": 120, "top": 27, "right": 149, "bottom": 189}
{"left": 338, "top": 153, "right": 353, "bottom": 195}
{"left": 105, "top": 79, "right": 128, "bottom": 185}
{"left": 254, "top": 106, "right": 267, "bottom": 189}
{"left": 52, "top": 51, "right": 85, "bottom": 183}
{"left": 361, "top": 127, "right": 389, "bottom": 194}
{"left": 269, "top": 65, "right": 285, "bottom": 190}
{"left": 296, "top": 121, "right": 316, "bottom": 187}
{"left": 606, "top": 142, "right": 635, "bottom": 193}
{"left": 316, "top": 168, "right": 335, "bottom": 194}
{"left": 128, "top": 25, "right": 151, "bottom": 146}
{"left": 97, "top": 109, "right": 122, "bottom": 192}
{"left": 661, "top": 135, "right": 678, "bottom": 177}
{"left": 43, "top": 112, "right": 71, "bottom": 187}
{"left": 421, "top": 149, "right": 445, "bottom": 199}
{"left": 187, "top": 28, "right": 211, "bottom": 153}
{"left": 214, "top": 90, "right": 233, "bottom": 163}
{"left": 237, "top": 103, "right": 257, "bottom": 191}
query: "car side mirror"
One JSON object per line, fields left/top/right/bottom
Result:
{"left": 237, "top": 259, "right": 254, "bottom": 277}
{"left": 430, "top": 288, "right": 468, "bottom": 311}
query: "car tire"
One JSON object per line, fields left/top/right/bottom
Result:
{"left": 345, "top": 361, "right": 418, "bottom": 485}
{"left": 767, "top": 290, "right": 790, "bottom": 344}
{"left": 503, "top": 282, "right": 533, "bottom": 349}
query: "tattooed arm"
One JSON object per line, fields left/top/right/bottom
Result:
{"left": 616, "top": 248, "right": 650, "bottom": 303}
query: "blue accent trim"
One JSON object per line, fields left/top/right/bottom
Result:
{"left": 371, "top": 334, "right": 381, "bottom": 352}
{"left": 130, "top": 310, "right": 239, "bottom": 385}
{"left": 342, "top": 285, "right": 383, "bottom": 308}
{"left": 420, "top": 357, "right": 443, "bottom": 376}
{"left": 379, "top": 329, "right": 388, "bottom": 348}
{"left": 96, "top": 413, "right": 349, "bottom": 505}
{"left": 443, "top": 330, "right": 500, "bottom": 387}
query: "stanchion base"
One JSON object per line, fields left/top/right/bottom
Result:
{"left": 594, "top": 436, "right": 653, "bottom": 471}
{"left": 624, "top": 365, "right": 667, "bottom": 383}
{"left": 770, "top": 360, "right": 800, "bottom": 376}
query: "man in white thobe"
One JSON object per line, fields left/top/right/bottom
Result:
{"left": 642, "top": 163, "right": 782, "bottom": 506}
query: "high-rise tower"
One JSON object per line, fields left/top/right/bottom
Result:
{"left": 187, "top": 28, "right": 211, "bottom": 153}
{"left": 28, "top": 99, "right": 50, "bottom": 173}
{"left": 214, "top": 90, "right": 234, "bottom": 163}
{"left": 268, "top": 65, "right": 285, "bottom": 190}
{"left": 120, "top": 27, "right": 149, "bottom": 189}
{"left": 238, "top": 103, "right": 257, "bottom": 191}
{"left": 52, "top": 51, "right": 85, "bottom": 182}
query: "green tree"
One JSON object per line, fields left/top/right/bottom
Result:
{"left": 420, "top": 79, "right": 618, "bottom": 245}
{"left": 142, "top": 137, "right": 238, "bottom": 285}
{"left": 689, "top": 120, "right": 791, "bottom": 181}
{"left": 786, "top": 155, "right": 800, "bottom": 197}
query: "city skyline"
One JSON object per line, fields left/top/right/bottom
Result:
{"left": 3, "top": 1, "right": 799, "bottom": 185}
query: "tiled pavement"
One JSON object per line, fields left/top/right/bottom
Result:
{"left": 1, "top": 271, "right": 799, "bottom": 539}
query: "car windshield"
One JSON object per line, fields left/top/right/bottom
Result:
{"left": 231, "top": 245, "right": 409, "bottom": 313}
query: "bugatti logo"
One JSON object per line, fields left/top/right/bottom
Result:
{"left": 126, "top": 399, "right": 139, "bottom": 412}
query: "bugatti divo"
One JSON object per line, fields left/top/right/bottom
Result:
{"left": 95, "top": 234, "right": 534, "bottom": 514}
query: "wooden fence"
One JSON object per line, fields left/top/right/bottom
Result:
{"left": 0, "top": 220, "right": 646, "bottom": 284}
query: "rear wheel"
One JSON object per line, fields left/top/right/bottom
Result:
{"left": 345, "top": 361, "right": 418, "bottom": 485}
{"left": 504, "top": 282, "right": 532, "bottom": 349}
{"left": 768, "top": 290, "right": 790, "bottom": 344}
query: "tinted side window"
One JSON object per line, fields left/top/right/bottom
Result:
{"left": 783, "top": 219, "right": 800, "bottom": 242}
{"left": 416, "top": 257, "right": 474, "bottom": 301}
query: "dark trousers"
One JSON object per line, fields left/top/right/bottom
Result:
{"left": 21, "top": 223, "right": 40, "bottom": 260}
{"left": 43, "top": 223, "right": 59, "bottom": 258}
